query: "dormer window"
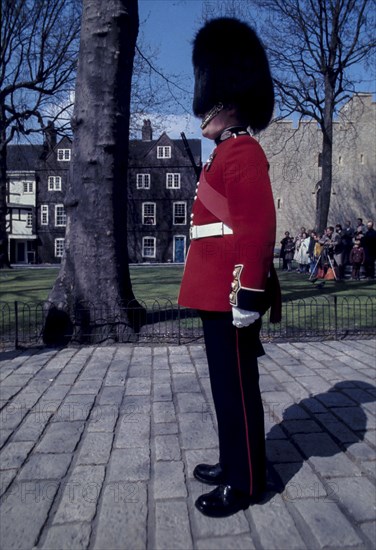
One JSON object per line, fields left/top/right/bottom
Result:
{"left": 157, "top": 146, "right": 171, "bottom": 159}
{"left": 57, "top": 149, "right": 71, "bottom": 161}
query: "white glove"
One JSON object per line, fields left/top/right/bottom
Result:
{"left": 232, "top": 307, "right": 260, "bottom": 328}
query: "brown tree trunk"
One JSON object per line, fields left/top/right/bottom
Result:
{"left": 46, "top": 0, "right": 144, "bottom": 344}
{"left": 315, "top": 75, "right": 334, "bottom": 233}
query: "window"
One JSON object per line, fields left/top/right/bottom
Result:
{"left": 142, "top": 202, "right": 156, "bottom": 225}
{"left": 338, "top": 155, "right": 343, "bottom": 165}
{"left": 360, "top": 153, "right": 364, "bottom": 164}
{"left": 136, "top": 173, "right": 151, "bottom": 189}
{"left": 48, "top": 176, "right": 62, "bottom": 191}
{"left": 57, "top": 149, "right": 71, "bottom": 161}
{"left": 26, "top": 212, "right": 33, "bottom": 227}
{"left": 157, "top": 146, "right": 171, "bottom": 159}
{"left": 277, "top": 198, "right": 282, "bottom": 209}
{"left": 41, "top": 205, "right": 48, "bottom": 225}
{"left": 173, "top": 202, "right": 186, "bottom": 225}
{"left": 23, "top": 181, "right": 33, "bottom": 193}
{"left": 142, "top": 237, "right": 156, "bottom": 258}
{"left": 55, "top": 204, "right": 67, "bottom": 226}
{"left": 55, "top": 238, "right": 65, "bottom": 258}
{"left": 166, "top": 173, "right": 181, "bottom": 189}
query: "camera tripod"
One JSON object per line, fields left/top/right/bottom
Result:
{"left": 309, "top": 248, "right": 338, "bottom": 281}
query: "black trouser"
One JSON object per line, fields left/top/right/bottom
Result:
{"left": 199, "top": 311, "right": 266, "bottom": 497}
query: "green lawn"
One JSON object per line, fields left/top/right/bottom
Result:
{"left": 0, "top": 264, "right": 375, "bottom": 306}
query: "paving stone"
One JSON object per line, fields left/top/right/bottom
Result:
{"left": 154, "top": 422, "right": 179, "bottom": 436}
{"left": 292, "top": 498, "right": 363, "bottom": 547}
{"left": 115, "top": 413, "right": 150, "bottom": 448}
{"left": 282, "top": 419, "right": 322, "bottom": 434}
{"left": 93, "top": 482, "right": 147, "bottom": 550}
{"left": 153, "top": 460, "right": 186, "bottom": 498}
{"left": 76, "top": 432, "right": 113, "bottom": 465}
{"left": 0, "top": 440, "right": 34, "bottom": 469}
{"left": 40, "top": 522, "right": 91, "bottom": 550}
{"left": 52, "top": 465, "right": 105, "bottom": 524}
{"left": 153, "top": 383, "right": 172, "bottom": 401}
{"left": 332, "top": 406, "right": 375, "bottom": 430}
{"left": 266, "top": 439, "right": 304, "bottom": 463}
{"left": 155, "top": 500, "right": 193, "bottom": 549}
{"left": 125, "top": 377, "right": 151, "bottom": 395}
{"left": 196, "top": 535, "right": 256, "bottom": 549}
{"left": 346, "top": 441, "right": 376, "bottom": 463}
{"left": 155, "top": 434, "right": 181, "bottom": 461}
{"left": 249, "top": 493, "right": 306, "bottom": 549}
{"left": 176, "top": 392, "right": 207, "bottom": 413}
{"left": 11, "top": 410, "right": 51, "bottom": 442}
{"left": 0, "top": 479, "right": 59, "bottom": 550}
{"left": 360, "top": 520, "right": 376, "bottom": 548}
{"left": 273, "top": 462, "right": 330, "bottom": 502}
{"left": 52, "top": 394, "right": 96, "bottom": 422}
{"left": 17, "top": 453, "right": 72, "bottom": 480}
{"left": 0, "top": 468, "right": 17, "bottom": 497}
{"left": 172, "top": 373, "right": 201, "bottom": 393}
{"left": 178, "top": 412, "right": 218, "bottom": 450}
{"left": 333, "top": 475, "right": 376, "bottom": 522}
{"left": 97, "top": 385, "right": 124, "bottom": 405}
{"left": 69, "top": 378, "right": 103, "bottom": 394}
{"left": 35, "top": 421, "right": 84, "bottom": 453}
{"left": 153, "top": 401, "right": 176, "bottom": 423}
{"left": 107, "top": 448, "right": 150, "bottom": 482}
{"left": 86, "top": 405, "right": 118, "bottom": 432}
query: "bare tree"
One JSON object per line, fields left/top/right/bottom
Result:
{"left": 202, "top": 0, "right": 375, "bottom": 232}
{"left": 45, "top": 0, "right": 142, "bottom": 344}
{"left": 0, "top": 0, "right": 81, "bottom": 267}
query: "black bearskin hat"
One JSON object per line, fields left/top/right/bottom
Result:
{"left": 192, "top": 17, "right": 274, "bottom": 132}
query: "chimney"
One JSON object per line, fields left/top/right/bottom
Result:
{"left": 44, "top": 121, "right": 57, "bottom": 150}
{"left": 142, "top": 119, "right": 153, "bottom": 141}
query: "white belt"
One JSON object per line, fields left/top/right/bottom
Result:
{"left": 190, "top": 222, "right": 233, "bottom": 240}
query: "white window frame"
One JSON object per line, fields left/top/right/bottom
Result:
{"left": 57, "top": 149, "right": 71, "bottom": 161}
{"left": 136, "top": 173, "right": 151, "bottom": 189}
{"left": 157, "top": 146, "right": 171, "bottom": 159}
{"left": 41, "top": 205, "right": 48, "bottom": 225}
{"left": 48, "top": 175, "right": 62, "bottom": 191}
{"left": 23, "top": 181, "right": 33, "bottom": 193}
{"left": 166, "top": 173, "right": 181, "bottom": 189}
{"left": 26, "top": 211, "right": 33, "bottom": 227}
{"left": 55, "top": 204, "right": 67, "bottom": 227}
{"left": 55, "top": 238, "right": 65, "bottom": 258}
{"left": 142, "top": 236, "right": 156, "bottom": 258}
{"left": 142, "top": 202, "right": 156, "bottom": 225}
{"left": 173, "top": 201, "right": 187, "bottom": 225}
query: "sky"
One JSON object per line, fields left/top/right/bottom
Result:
{"left": 138, "top": 0, "right": 213, "bottom": 160}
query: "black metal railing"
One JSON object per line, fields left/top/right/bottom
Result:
{"left": 0, "top": 295, "right": 375, "bottom": 350}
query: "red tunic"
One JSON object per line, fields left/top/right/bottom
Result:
{"left": 178, "top": 133, "right": 276, "bottom": 312}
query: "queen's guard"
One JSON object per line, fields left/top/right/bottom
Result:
{"left": 178, "top": 17, "right": 281, "bottom": 517}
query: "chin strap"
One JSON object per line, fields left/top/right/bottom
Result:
{"left": 200, "top": 103, "right": 224, "bottom": 129}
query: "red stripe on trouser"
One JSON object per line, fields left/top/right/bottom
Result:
{"left": 235, "top": 329, "right": 253, "bottom": 495}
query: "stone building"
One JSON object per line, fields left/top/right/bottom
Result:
{"left": 257, "top": 93, "right": 375, "bottom": 241}
{"left": 127, "top": 120, "right": 201, "bottom": 263}
{"left": 6, "top": 121, "right": 200, "bottom": 264}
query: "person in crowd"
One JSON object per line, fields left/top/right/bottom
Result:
{"left": 350, "top": 239, "right": 365, "bottom": 280}
{"left": 362, "top": 220, "right": 376, "bottom": 280}
{"left": 356, "top": 218, "right": 366, "bottom": 235}
{"left": 294, "top": 231, "right": 310, "bottom": 273}
{"left": 280, "top": 231, "right": 291, "bottom": 270}
{"left": 308, "top": 231, "right": 319, "bottom": 276}
{"left": 284, "top": 235, "right": 295, "bottom": 271}
{"left": 333, "top": 224, "right": 345, "bottom": 280}
{"left": 178, "top": 17, "right": 281, "bottom": 517}
{"left": 343, "top": 220, "right": 355, "bottom": 266}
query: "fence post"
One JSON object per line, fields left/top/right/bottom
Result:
{"left": 177, "top": 305, "right": 181, "bottom": 346}
{"left": 14, "top": 301, "right": 19, "bottom": 349}
{"left": 333, "top": 295, "right": 338, "bottom": 340}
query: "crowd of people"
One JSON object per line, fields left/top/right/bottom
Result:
{"left": 279, "top": 218, "right": 376, "bottom": 281}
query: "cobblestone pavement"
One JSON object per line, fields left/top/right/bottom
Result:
{"left": 0, "top": 339, "right": 375, "bottom": 550}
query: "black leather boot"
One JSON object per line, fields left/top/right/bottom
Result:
{"left": 193, "top": 463, "right": 224, "bottom": 485}
{"left": 195, "top": 484, "right": 260, "bottom": 517}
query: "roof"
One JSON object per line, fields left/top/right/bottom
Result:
{"left": 129, "top": 137, "right": 201, "bottom": 160}
{"left": 7, "top": 145, "right": 44, "bottom": 172}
